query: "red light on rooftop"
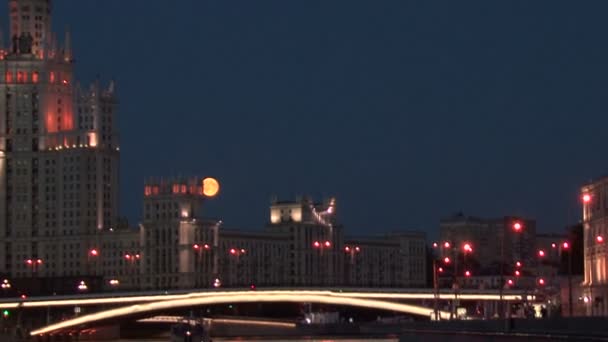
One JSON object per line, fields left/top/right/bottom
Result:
{"left": 432, "top": 242, "right": 438, "bottom": 248}
{"left": 344, "top": 246, "right": 351, "bottom": 252}
{"left": 563, "top": 242, "right": 570, "bottom": 249}
{"left": 20, "top": 295, "right": 26, "bottom": 300}
{"left": 438, "top": 267, "right": 444, "bottom": 273}
{"left": 551, "top": 243, "right": 557, "bottom": 249}
{"left": 193, "top": 244, "right": 200, "bottom": 250}
{"left": 230, "top": 249, "right": 237, "bottom": 255}
{"left": 203, "top": 244, "right": 210, "bottom": 250}
{"left": 89, "top": 249, "right": 99, "bottom": 257}
{"left": 465, "top": 270, "right": 471, "bottom": 277}
{"left": 538, "top": 250, "right": 545, "bottom": 258}
{"left": 313, "top": 241, "right": 320, "bottom": 248}
{"left": 324, "top": 241, "right": 331, "bottom": 248}
{"left": 507, "top": 279, "right": 514, "bottom": 286}
{"left": 597, "top": 236, "right": 604, "bottom": 244}
{"left": 515, "top": 270, "right": 521, "bottom": 277}
{"left": 25, "top": 259, "right": 32, "bottom": 265}
{"left": 355, "top": 246, "right": 360, "bottom": 252}
{"left": 240, "top": 249, "right": 246, "bottom": 254}
{"left": 515, "top": 261, "right": 522, "bottom": 268}
{"left": 124, "top": 254, "right": 131, "bottom": 260}
{"left": 135, "top": 254, "right": 141, "bottom": 259}
{"left": 444, "top": 257, "right": 451, "bottom": 264}
{"left": 513, "top": 222, "right": 522, "bottom": 232}
{"left": 583, "top": 194, "right": 592, "bottom": 203}
{"left": 36, "top": 259, "right": 42, "bottom": 265}
{"left": 538, "top": 278, "right": 545, "bottom": 286}
{"left": 443, "top": 242, "right": 451, "bottom": 249}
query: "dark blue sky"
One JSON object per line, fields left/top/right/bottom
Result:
{"left": 12, "top": 1, "right": 608, "bottom": 235}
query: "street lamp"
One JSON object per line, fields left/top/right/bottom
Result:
{"left": 228, "top": 248, "right": 247, "bottom": 286}
{"left": 582, "top": 194, "right": 592, "bottom": 204}
{"left": 513, "top": 222, "right": 523, "bottom": 232}
{"left": 77, "top": 281, "right": 88, "bottom": 292}
{"left": 25, "top": 258, "right": 43, "bottom": 275}
{"left": 432, "top": 252, "right": 453, "bottom": 321}
{"left": 463, "top": 243, "right": 473, "bottom": 253}
{"left": 344, "top": 245, "right": 361, "bottom": 285}
{"left": 193, "top": 243, "right": 212, "bottom": 287}
{"left": 313, "top": 241, "right": 333, "bottom": 286}
{"left": 562, "top": 241, "right": 573, "bottom": 317}
{"left": 500, "top": 220, "right": 524, "bottom": 322}
{"left": 124, "top": 253, "right": 141, "bottom": 288}
{"left": 344, "top": 245, "right": 361, "bottom": 259}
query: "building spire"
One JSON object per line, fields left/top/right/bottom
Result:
{"left": 63, "top": 26, "right": 72, "bottom": 62}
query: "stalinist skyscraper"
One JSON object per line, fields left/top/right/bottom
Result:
{"left": 0, "top": 0, "right": 120, "bottom": 279}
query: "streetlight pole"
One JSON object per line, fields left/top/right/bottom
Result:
{"left": 562, "top": 241, "right": 573, "bottom": 317}
{"left": 499, "top": 232, "right": 504, "bottom": 320}
{"left": 433, "top": 259, "right": 439, "bottom": 321}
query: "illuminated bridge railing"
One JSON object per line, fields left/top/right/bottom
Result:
{"left": 0, "top": 287, "right": 533, "bottom": 309}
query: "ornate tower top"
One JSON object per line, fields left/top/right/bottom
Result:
{"left": 8, "top": 0, "right": 52, "bottom": 57}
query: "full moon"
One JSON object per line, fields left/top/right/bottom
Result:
{"left": 202, "top": 177, "right": 220, "bottom": 197}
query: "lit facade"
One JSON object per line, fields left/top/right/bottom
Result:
{"left": 115, "top": 193, "right": 427, "bottom": 291}
{"left": 0, "top": 0, "right": 120, "bottom": 281}
{"left": 139, "top": 178, "right": 217, "bottom": 290}
{"left": 582, "top": 176, "right": 608, "bottom": 316}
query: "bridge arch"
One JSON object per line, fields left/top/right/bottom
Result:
{"left": 31, "top": 291, "right": 451, "bottom": 336}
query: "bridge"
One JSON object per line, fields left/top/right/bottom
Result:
{"left": 0, "top": 287, "right": 534, "bottom": 337}
{"left": 0, "top": 287, "right": 532, "bottom": 309}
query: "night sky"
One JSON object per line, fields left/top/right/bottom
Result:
{"left": 7, "top": 1, "right": 608, "bottom": 236}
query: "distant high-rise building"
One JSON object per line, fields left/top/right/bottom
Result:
{"left": 140, "top": 177, "right": 218, "bottom": 290}
{"left": 582, "top": 176, "right": 608, "bottom": 315}
{"left": 0, "top": 0, "right": 120, "bottom": 280}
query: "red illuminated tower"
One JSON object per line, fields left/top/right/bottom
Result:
{"left": 0, "top": 0, "right": 120, "bottom": 280}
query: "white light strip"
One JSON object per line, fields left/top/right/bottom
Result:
{"left": 30, "top": 292, "right": 452, "bottom": 336}
{"left": 0, "top": 290, "right": 529, "bottom": 309}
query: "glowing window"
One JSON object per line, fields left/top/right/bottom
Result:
{"left": 180, "top": 185, "right": 187, "bottom": 194}
{"left": 172, "top": 184, "right": 179, "bottom": 194}
{"left": 16, "top": 71, "right": 24, "bottom": 83}
{"left": 144, "top": 186, "right": 151, "bottom": 196}
{"left": 5, "top": 72, "right": 12, "bottom": 83}
{"left": 152, "top": 186, "right": 159, "bottom": 195}
{"left": 49, "top": 71, "right": 55, "bottom": 83}
{"left": 32, "top": 71, "right": 39, "bottom": 83}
